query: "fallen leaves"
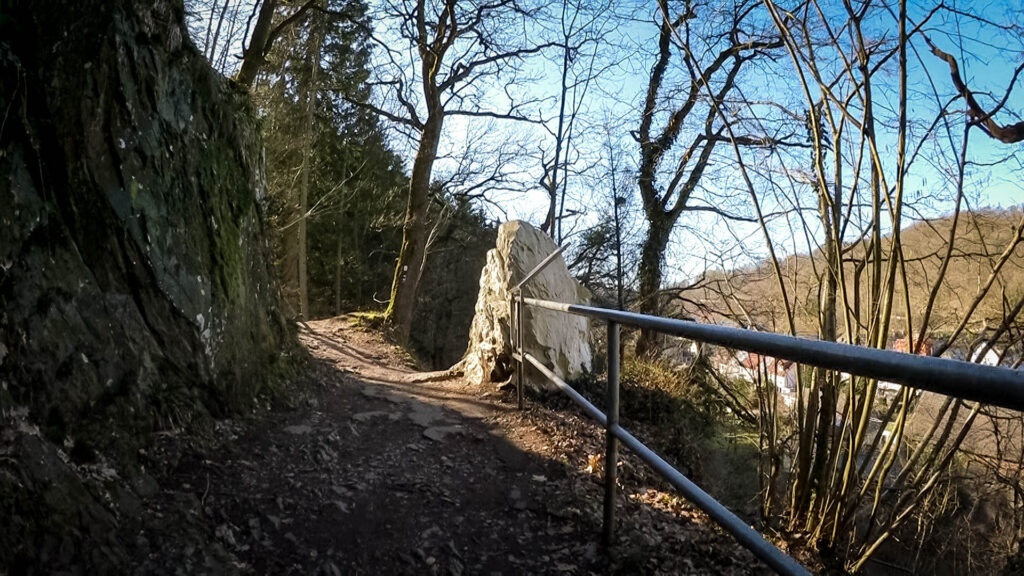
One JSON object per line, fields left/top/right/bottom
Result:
{"left": 124, "top": 317, "right": 769, "bottom": 576}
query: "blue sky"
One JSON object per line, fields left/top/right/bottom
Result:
{"left": 185, "top": 0, "right": 1024, "bottom": 281}
{"left": 384, "top": 1, "right": 1024, "bottom": 277}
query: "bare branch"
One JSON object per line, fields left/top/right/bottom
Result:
{"left": 926, "top": 36, "right": 1024, "bottom": 144}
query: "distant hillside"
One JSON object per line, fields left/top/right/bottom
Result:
{"left": 677, "top": 207, "right": 1024, "bottom": 341}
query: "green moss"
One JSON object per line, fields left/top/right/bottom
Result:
{"left": 128, "top": 178, "right": 140, "bottom": 202}
{"left": 349, "top": 310, "right": 386, "bottom": 330}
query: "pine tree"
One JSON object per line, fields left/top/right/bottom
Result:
{"left": 254, "top": 0, "right": 409, "bottom": 317}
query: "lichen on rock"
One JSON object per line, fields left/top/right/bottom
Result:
{"left": 462, "top": 221, "right": 592, "bottom": 392}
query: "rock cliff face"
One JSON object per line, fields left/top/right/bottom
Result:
{"left": 0, "top": 0, "right": 291, "bottom": 570}
{"left": 462, "top": 221, "right": 591, "bottom": 391}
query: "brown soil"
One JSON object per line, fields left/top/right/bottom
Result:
{"left": 130, "top": 316, "right": 775, "bottom": 575}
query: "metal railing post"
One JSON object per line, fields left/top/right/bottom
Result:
{"left": 517, "top": 290, "right": 525, "bottom": 410}
{"left": 603, "top": 321, "right": 620, "bottom": 547}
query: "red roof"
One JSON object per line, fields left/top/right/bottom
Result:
{"left": 892, "top": 336, "right": 933, "bottom": 356}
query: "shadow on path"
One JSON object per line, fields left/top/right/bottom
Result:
{"left": 132, "top": 317, "right": 770, "bottom": 575}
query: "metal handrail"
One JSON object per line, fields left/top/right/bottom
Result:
{"left": 524, "top": 298, "right": 1024, "bottom": 411}
{"left": 511, "top": 245, "right": 564, "bottom": 411}
{"left": 514, "top": 245, "right": 565, "bottom": 291}
{"left": 519, "top": 348, "right": 808, "bottom": 575}
{"left": 510, "top": 250, "right": 1024, "bottom": 576}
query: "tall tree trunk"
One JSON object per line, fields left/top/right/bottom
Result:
{"left": 635, "top": 212, "right": 673, "bottom": 357}
{"left": 810, "top": 194, "right": 840, "bottom": 514}
{"left": 235, "top": 0, "right": 277, "bottom": 87}
{"left": 297, "top": 13, "right": 322, "bottom": 319}
{"left": 334, "top": 224, "right": 344, "bottom": 315}
{"left": 208, "top": 0, "right": 232, "bottom": 62}
{"left": 385, "top": 113, "right": 443, "bottom": 343}
{"left": 541, "top": 188, "right": 557, "bottom": 236}
{"left": 792, "top": 114, "right": 840, "bottom": 524}
{"left": 613, "top": 196, "right": 624, "bottom": 312}
{"left": 541, "top": 38, "right": 571, "bottom": 241}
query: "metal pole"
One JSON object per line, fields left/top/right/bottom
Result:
{"left": 514, "top": 246, "right": 565, "bottom": 291}
{"left": 517, "top": 290, "right": 525, "bottom": 410}
{"left": 607, "top": 423, "right": 810, "bottom": 576}
{"left": 519, "top": 350, "right": 809, "bottom": 575}
{"left": 603, "top": 321, "right": 620, "bottom": 547}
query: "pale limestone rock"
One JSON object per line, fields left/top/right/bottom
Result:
{"left": 462, "top": 221, "right": 591, "bottom": 391}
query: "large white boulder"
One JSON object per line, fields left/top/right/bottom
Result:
{"left": 462, "top": 221, "right": 592, "bottom": 391}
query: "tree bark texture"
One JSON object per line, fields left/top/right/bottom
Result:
{"left": 0, "top": 0, "right": 291, "bottom": 569}
{"left": 634, "top": 213, "right": 673, "bottom": 357}
{"left": 297, "top": 11, "right": 323, "bottom": 319}
{"left": 385, "top": 114, "right": 443, "bottom": 343}
{"left": 235, "top": 0, "right": 279, "bottom": 87}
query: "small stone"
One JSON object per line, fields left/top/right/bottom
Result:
{"left": 132, "top": 473, "right": 160, "bottom": 498}
{"left": 215, "top": 524, "right": 237, "bottom": 547}
{"left": 423, "top": 426, "right": 463, "bottom": 442}
{"left": 284, "top": 424, "right": 313, "bottom": 435}
{"left": 408, "top": 404, "right": 447, "bottom": 427}
{"left": 420, "top": 525, "right": 443, "bottom": 540}
{"left": 351, "top": 411, "right": 391, "bottom": 422}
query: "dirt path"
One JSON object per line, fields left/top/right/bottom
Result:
{"left": 133, "top": 317, "right": 771, "bottom": 575}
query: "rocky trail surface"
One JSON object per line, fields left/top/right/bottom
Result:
{"left": 131, "top": 316, "right": 772, "bottom": 575}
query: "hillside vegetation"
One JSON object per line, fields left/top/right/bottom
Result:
{"left": 682, "top": 207, "right": 1024, "bottom": 341}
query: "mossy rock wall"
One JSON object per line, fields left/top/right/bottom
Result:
{"left": 0, "top": 0, "right": 292, "bottom": 571}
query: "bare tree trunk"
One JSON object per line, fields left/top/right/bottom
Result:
{"left": 297, "top": 10, "right": 322, "bottom": 319}
{"left": 208, "top": 0, "right": 232, "bottom": 61}
{"left": 385, "top": 114, "right": 443, "bottom": 343}
{"left": 214, "top": 1, "right": 243, "bottom": 72}
{"left": 631, "top": 0, "right": 767, "bottom": 356}
{"left": 334, "top": 225, "right": 344, "bottom": 315}
{"left": 541, "top": 35, "right": 571, "bottom": 240}
{"left": 202, "top": 0, "right": 216, "bottom": 55}
{"left": 541, "top": 189, "right": 557, "bottom": 237}
{"left": 235, "top": 0, "right": 277, "bottom": 87}
{"left": 612, "top": 188, "right": 624, "bottom": 311}
{"left": 368, "top": 0, "right": 549, "bottom": 343}
{"left": 635, "top": 213, "right": 672, "bottom": 356}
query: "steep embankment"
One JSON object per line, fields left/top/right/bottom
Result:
{"left": 0, "top": 0, "right": 292, "bottom": 571}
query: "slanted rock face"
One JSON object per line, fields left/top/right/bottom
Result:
{"left": 0, "top": 0, "right": 292, "bottom": 570}
{"left": 1, "top": 0, "right": 291, "bottom": 444}
{"left": 463, "top": 221, "right": 591, "bottom": 391}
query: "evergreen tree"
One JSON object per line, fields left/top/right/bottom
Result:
{"left": 254, "top": 0, "right": 409, "bottom": 316}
